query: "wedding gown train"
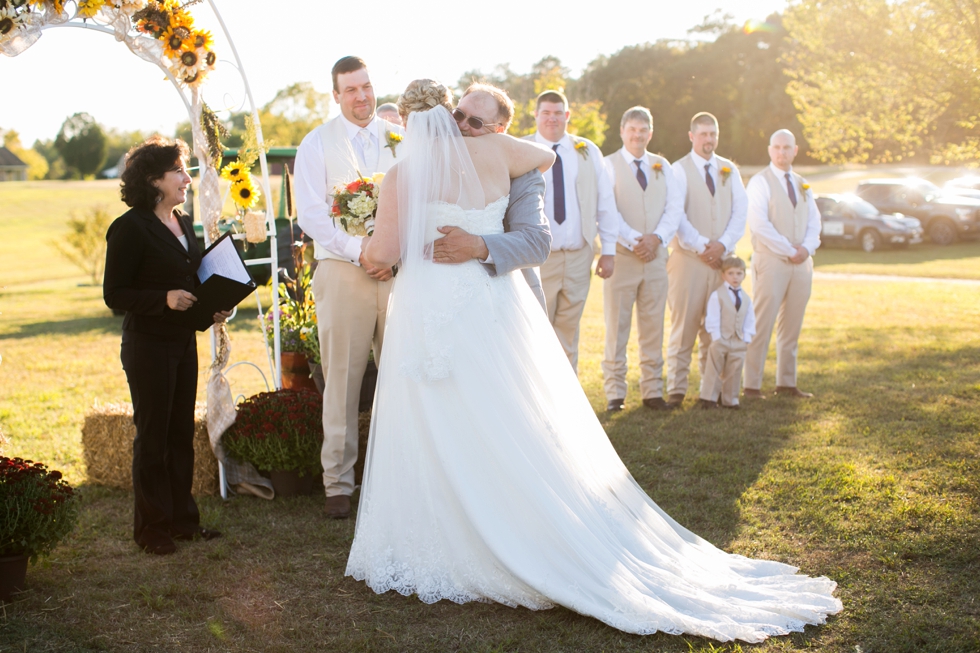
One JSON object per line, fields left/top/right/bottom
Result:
{"left": 346, "top": 196, "right": 842, "bottom": 642}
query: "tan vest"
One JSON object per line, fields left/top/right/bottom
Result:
{"left": 716, "top": 285, "right": 749, "bottom": 340}
{"left": 609, "top": 150, "right": 668, "bottom": 234}
{"left": 751, "top": 167, "right": 809, "bottom": 254}
{"left": 672, "top": 153, "right": 735, "bottom": 258}
{"left": 313, "top": 116, "right": 402, "bottom": 261}
{"left": 527, "top": 134, "right": 600, "bottom": 252}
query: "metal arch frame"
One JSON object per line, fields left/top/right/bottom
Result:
{"left": 36, "top": 2, "right": 284, "bottom": 499}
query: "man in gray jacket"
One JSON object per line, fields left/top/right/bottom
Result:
{"left": 431, "top": 83, "right": 552, "bottom": 310}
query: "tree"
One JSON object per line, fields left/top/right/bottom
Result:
{"left": 50, "top": 205, "right": 114, "bottom": 285}
{"left": 103, "top": 129, "right": 151, "bottom": 175}
{"left": 32, "top": 138, "right": 67, "bottom": 180}
{"left": 2, "top": 130, "right": 48, "bottom": 180}
{"left": 55, "top": 113, "right": 108, "bottom": 179}
{"left": 579, "top": 12, "right": 809, "bottom": 163}
{"left": 783, "top": 0, "right": 980, "bottom": 164}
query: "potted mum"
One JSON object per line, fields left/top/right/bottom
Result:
{"left": 222, "top": 390, "right": 322, "bottom": 497}
{"left": 262, "top": 242, "right": 320, "bottom": 392}
{"left": 0, "top": 457, "right": 79, "bottom": 601}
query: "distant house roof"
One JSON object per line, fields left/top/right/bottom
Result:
{"left": 0, "top": 147, "right": 27, "bottom": 167}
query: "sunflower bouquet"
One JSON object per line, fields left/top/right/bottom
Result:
{"left": 331, "top": 173, "right": 385, "bottom": 237}
{"left": 133, "top": 0, "right": 217, "bottom": 88}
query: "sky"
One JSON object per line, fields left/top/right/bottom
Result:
{"left": 0, "top": 0, "right": 787, "bottom": 147}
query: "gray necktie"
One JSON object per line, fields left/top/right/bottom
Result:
{"left": 704, "top": 163, "right": 715, "bottom": 196}
{"left": 785, "top": 172, "right": 798, "bottom": 207}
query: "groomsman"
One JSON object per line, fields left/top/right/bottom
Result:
{"left": 666, "top": 112, "right": 747, "bottom": 408}
{"left": 601, "top": 107, "right": 684, "bottom": 412}
{"left": 743, "top": 129, "right": 821, "bottom": 399}
{"left": 295, "top": 56, "right": 404, "bottom": 519}
{"left": 530, "top": 90, "right": 630, "bottom": 373}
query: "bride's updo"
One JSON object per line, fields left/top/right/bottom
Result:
{"left": 397, "top": 79, "right": 454, "bottom": 122}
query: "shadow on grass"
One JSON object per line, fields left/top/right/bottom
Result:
{"left": 0, "top": 315, "right": 121, "bottom": 340}
{"left": 813, "top": 240, "right": 980, "bottom": 269}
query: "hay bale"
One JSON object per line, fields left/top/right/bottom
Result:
{"left": 82, "top": 402, "right": 219, "bottom": 496}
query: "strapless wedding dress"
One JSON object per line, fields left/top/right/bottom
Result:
{"left": 345, "top": 197, "right": 841, "bottom": 642}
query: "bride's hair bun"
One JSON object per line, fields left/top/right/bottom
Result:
{"left": 397, "top": 79, "right": 454, "bottom": 121}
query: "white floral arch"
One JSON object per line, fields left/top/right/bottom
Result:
{"left": 2, "top": 0, "right": 284, "bottom": 497}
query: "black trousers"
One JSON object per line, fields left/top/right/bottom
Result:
{"left": 121, "top": 329, "right": 200, "bottom": 548}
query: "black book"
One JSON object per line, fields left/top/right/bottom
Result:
{"left": 163, "top": 231, "right": 257, "bottom": 331}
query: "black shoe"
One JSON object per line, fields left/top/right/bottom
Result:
{"left": 699, "top": 399, "right": 719, "bottom": 410}
{"left": 606, "top": 398, "right": 625, "bottom": 412}
{"left": 172, "top": 527, "right": 222, "bottom": 541}
{"left": 139, "top": 535, "right": 177, "bottom": 555}
{"left": 642, "top": 397, "right": 671, "bottom": 410}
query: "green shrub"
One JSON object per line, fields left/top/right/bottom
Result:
{"left": 0, "top": 457, "right": 79, "bottom": 564}
{"left": 223, "top": 390, "right": 322, "bottom": 476}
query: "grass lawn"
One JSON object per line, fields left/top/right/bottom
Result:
{"left": 1, "top": 180, "right": 979, "bottom": 652}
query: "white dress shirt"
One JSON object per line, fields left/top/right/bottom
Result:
{"left": 603, "top": 147, "right": 685, "bottom": 249}
{"left": 746, "top": 163, "right": 822, "bottom": 257}
{"left": 294, "top": 115, "right": 386, "bottom": 265}
{"left": 534, "top": 133, "right": 626, "bottom": 255}
{"left": 670, "top": 150, "right": 748, "bottom": 256}
{"left": 704, "top": 282, "right": 756, "bottom": 344}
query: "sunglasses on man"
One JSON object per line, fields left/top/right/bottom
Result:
{"left": 453, "top": 108, "right": 501, "bottom": 132}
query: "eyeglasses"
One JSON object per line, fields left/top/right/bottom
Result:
{"left": 453, "top": 108, "right": 500, "bottom": 132}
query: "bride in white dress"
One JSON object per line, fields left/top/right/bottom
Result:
{"left": 346, "top": 79, "right": 842, "bottom": 642}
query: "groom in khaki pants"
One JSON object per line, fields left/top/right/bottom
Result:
{"left": 601, "top": 107, "right": 684, "bottom": 412}
{"left": 743, "top": 129, "right": 821, "bottom": 399}
{"left": 295, "top": 56, "right": 404, "bottom": 519}
{"left": 665, "top": 112, "right": 747, "bottom": 408}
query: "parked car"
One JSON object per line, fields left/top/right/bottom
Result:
{"left": 944, "top": 175, "right": 980, "bottom": 199}
{"left": 816, "top": 194, "right": 923, "bottom": 252}
{"left": 855, "top": 178, "right": 980, "bottom": 245}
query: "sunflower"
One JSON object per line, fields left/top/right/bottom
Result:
{"left": 0, "top": 7, "right": 16, "bottom": 38}
{"left": 220, "top": 161, "right": 244, "bottom": 183}
{"left": 191, "top": 28, "right": 212, "bottom": 50}
{"left": 76, "top": 0, "right": 105, "bottom": 18}
{"left": 27, "top": 0, "right": 66, "bottom": 14}
{"left": 161, "top": 25, "right": 189, "bottom": 58}
{"left": 202, "top": 48, "right": 216, "bottom": 67}
{"left": 232, "top": 176, "right": 260, "bottom": 211}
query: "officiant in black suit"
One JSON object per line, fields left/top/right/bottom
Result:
{"left": 103, "top": 136, "right": 227, "bottom": 555}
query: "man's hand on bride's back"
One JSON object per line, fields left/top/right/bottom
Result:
{"left": 432, "top": 226, "right": 490, "bottom": 264}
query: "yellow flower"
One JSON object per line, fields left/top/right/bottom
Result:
{"left": 191, "top": 29, "right": 213, "bottom": 50}
{"left": 801, "top": 182, "right": 811, "bottom": 198}
{"left": 221, "top": 161, "right": 245, "bottom": 183}
{"left": 574, "top": 141, "right": 589, "bottom": 159}
{"left": 161, "top": 25, "right": 189, "bottom": 58}
{"left": 372, "top": 172, "right": 386, "bottom": 185}
{"left": 720, "top": 166, "right": 732, "bottom": 185}
{"left": 232, "top": 176, "right": 260, "bottom": 211}
{"left": 77, "top": 0, "right": 106, "bottom": 17}
{"left": 384, "top": 131, "right": 402, "bottom": 157}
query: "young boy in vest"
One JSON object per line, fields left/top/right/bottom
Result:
{"left": 699, "top": 256, "right": 756, "bottom": 409}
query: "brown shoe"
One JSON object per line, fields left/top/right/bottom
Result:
{"left": 699, "top": 399, "right": 719, "bottom": 410}
{"left": 642, "top": 397, "right": 671, "bottom": 410}
{"left": 775, "top": 386, "right": 814, "bottom": 398}
{"left": 665, "top": 393, "right": 685, "bottom": 408}
{"left": 324, "top": 495, "right": 351, "bottom": 519}
{"left": 606, "top": 398, "right": 625, "bottom": 412}
{"left": 742, "top": 388, "right": 767, "bottom": 400}
{"left": 721, "top": 403, "right": 740, "bottom": 410}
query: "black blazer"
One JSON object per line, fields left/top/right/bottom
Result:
{"left": 103, "top": 207, "right": 202, "bottom": 337}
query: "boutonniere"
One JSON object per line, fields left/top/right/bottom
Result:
{"left": 574, "top": 141, "right": 589, "bottom": 159}
{"left": 720, "top": 166, "right": 732, "bottom": 186}
{"left": 801, "top": 182, "right": 811, "bottom": 199}
{"left": 384, "top": 131, "right": 403, "bottom": 157}
{"left": 652, "top": 162, "right": 663, "bottom": 180}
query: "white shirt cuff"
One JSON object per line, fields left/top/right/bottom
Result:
{"left": 343, "top": 236, "right": 363, "bottom": 265}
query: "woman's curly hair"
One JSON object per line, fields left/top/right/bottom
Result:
{"left": 397, "top": 79, "right": 454, "bottom": 122}
{"left": 119, "top": 136, "right": 190, "bottom": 209}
